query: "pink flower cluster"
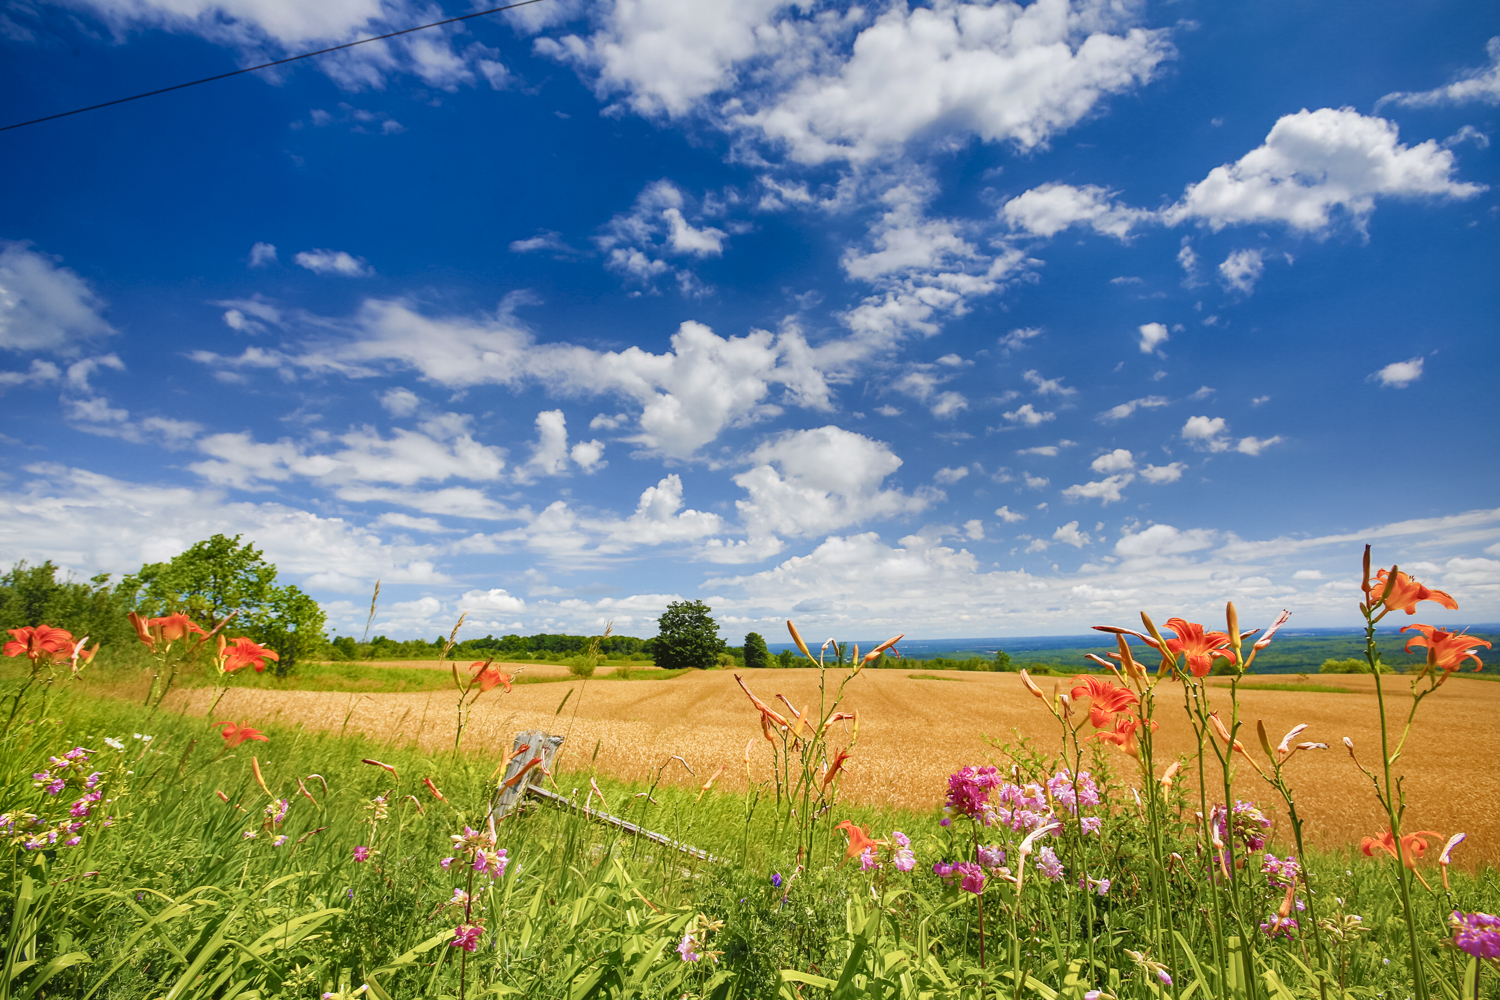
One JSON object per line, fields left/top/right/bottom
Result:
{"left": 933, "top": 861, "right": 987, "bottom": 895}
{"left": 1045, "top": 770, "right": 1101, "bottom": 815}
{"left": 1260, "top": 914, "right": 1299, "bottom": 939}
{"left": 858, "top": 830, "right": 916, "bottom": 873}
{"left": 443, "top": 825, "right": 509, "bottom": 953}
{"left": 945, "top": 766, "right": 1002, "bottom": 823}
{"left": 7, "top": 745, "right": 116, "bottom": 850}
{"left": 1261, "top": 854, "right": 1302, "bottom": 890}
{"left": 1450, "top": 911, "right": 1500, "bottom": 960}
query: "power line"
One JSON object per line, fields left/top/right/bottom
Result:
{"left": 1, "top": 0, "right": 551, "bottom": 133}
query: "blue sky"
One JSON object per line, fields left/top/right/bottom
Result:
{"left": 1, "top": 0, "right": 1497, "bottom": 642}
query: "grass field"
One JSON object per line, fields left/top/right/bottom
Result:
{"left": 157, "top": 665, "right": 1500, "bottom": 867}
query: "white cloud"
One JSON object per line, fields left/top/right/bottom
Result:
{"left": 1138, "top": 462, "right": 1186, "bottom": 483}
{"left": 1061, "top": 473, "right": 1133, "bottom": 504}
{"left": 999, "top": 326, "right": 1042, "bottom": 351}
{"left": 519, "top": 410, "right": 572, "bottom": 482}
{"left": 1137, "top": 322, "right": 1168, "bottom": 355}
{"left": 1218, "top": 248, "right": 1264, "bottom": 294}
{"left": 1371, "top": 357, "right": 1423, "bottom": 388}
{"left": 1251, "top": 395, "right": 1270, "bottom": 406}
{"left": 189, "top": 413, "right": 507, "bottom": 490}
{"left": 1025, "top": 537, "right": 1050, "bottom": 554}
{"left": 0, "top": 242, "right": 114, "bottom": 354}
{"left": 1024, "top": 474, "right": 1051, "bottom": 490}
{"left": 1002, "top": 183, "right": 1151, "bottom": 239}
{"left": 380, "top": 387, "right": 421, "bottom": 416}
{"left": 293, "top": 249, "right": 373, "bottom": 277}
{"left": 570, "top": 439, "right": 606, "bottom": 472}
{"left": 1090, "top": 448, "right": 1134, "bottom": 474}
{"left": 728, "top": 426, "right": 934, "bottom": 558}
{"left": 1379, "top": 37, "right": 1500, "bottom": 109}
{"left": 1292, "top": 569, "right": 1323, "bottom": 580}
{"left": 597, "top": 180, "right": 730, "bottom": 293}
{"left": 1098, "top": 395, "right": 1169, "bottom": 421}
{"left": 732, "top": 0, "right": 1173, "bottom": 164}
{"left": 1053, "top": 520, "right": 1091, "bottom": 547}
{"left": 931, "top": 391, "right": 969, "bottom": 418}
{"left": 1023, "top": 369, "right": 1076, "bottom": 396}
{"left": 934, "top": 466, "right": 970, "bottom": 484}
{"left": 1115, "top": 523, "right": 1216, "bottom": 560}
{"left": 509, "top": 231, "right": 579, "bottom": 255}
{"left": 459, "top": 588, "right": 526, "bottom": 613}
{"left": 995, "top": 505, "right": 1026, "bottom": 523}
{"left": 963, "top": 519, "right": 985, "bottom": 541}
{"left": 248, "top": 242, "right": 278, "bottom": 267}
{"left": 373, "top": 512, "right": 453, "bottom": 534}
{"left": 1177, "top": 237, "right": 1201, "bottom": 286}
{"left": 1164, "top": 108, "right": 1485, "bottom": 233}
{"left": 1004, "top": 403, "right": 1055, "bottom": 427}
{"left": 1181, "top": 415, "right": 1230, "bottom": 452}
{"left": 1018, "top": 446, "right": 1059, "bottom": 457}
{"left": 1235, "top": 435, "right": 1283, "bottom": 456}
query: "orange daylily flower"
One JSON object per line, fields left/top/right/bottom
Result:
{"left": 822, "top": 748, "right": 852, "bottom": 790}
{"left": 216, "top": 720, "right": 269, "bottom": 748}
{"left": 834, "top": 820, "right": 885, "bottom": 865}
{"left": 1070, "top": 676, "right": 1140, "bottom": 728}
{"left": 150, "top": 614, "right": 207, "bottom": 643}
{"left": 470, "top": 659, "right": 513, "bottom": 693}
{"left": 1361, "top": 828, "right": 1442, "bottom": 869}
{"left": 1089, "top": 716, "right": 1143, "bottom": 757}
{"left": 222, "top": 637, "right": 280, "bottom": 673}
{"left": 128, "top": 611, "right": 154, "bottom": 647}
{"left": 4, "top": 624, "right": 76, "bottom": 663}
{"left": 1400, "top": 624, "right": 1489, "bottom": 675}
{"left": 1162, "top": 618, "right": 1236, "bottom": 677}
{"left": 1372, "top": 569, "right": 1459, "bottom": 616}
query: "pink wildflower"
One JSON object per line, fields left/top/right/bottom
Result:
{"left": 945, "top": 766, "right": 1002, "bottom": 825}
{"left": 1035, "top": 846, "right": 1064, "bottom": 881}
{"left": 451, "top": 924, "right": 484, "bottom": 952}
{"left": 353, "top": 845, "right": 371, "bottom": 862}
{"left": 1451, "top": 912, "right": 1500, "bottom": 960}
{"left": 678, "top": 932, "right": 701, "bottom": 962}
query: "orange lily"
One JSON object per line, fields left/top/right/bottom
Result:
{"left": 822, "top": 747, "right": 852, "bottom": 790}
{"left": 1070, "top": 675, "right": 1139, "bottom": 728}
{"left": 1372, "top": 569, "right": 1459, "bottom": 616}
{"left": 150, "top": 614, "right": 206, "bottom": 643}
{"left": 1090, "top": 716, "right": 1142, "bottom": 757}
{"left": 735, "top": 674, "right": 793, "bottom": 739}
{"left": 834, "top": 820, "right": 885, "bottom": 865}
{"left": 1019, "top": 669, "right": 1046, "bottom": 700}
{"left": 362, "top": 758, "right": 399, "bottom": 778}
{"left": 128, "top": 611, "right": 154, "bottom": 648}
{"left": 1159, "top": 761, "right": 1182, "bottom": 789}
{"left": 471, "top": 659, "right": 513, "bottom": 693}
{"left": 1163, "top": 618, "right": 1235, "bottom": 677}
{"left": 222, "top": 637, "right": 280, "bottom": 673}
{"left": 1400, "top": 624, "right": 1489, "bottom": 675}
{"left": 216, "top": 721, "right": 269, "bottom": 748}
{"left": 502, "top": 756, "right": 543, "bottom": 789}
{"left": 1361, "top": 828, "right": 1442, "bottom": 869}
{"left": 4, "top": 624, "right": 76, "bottom": 663}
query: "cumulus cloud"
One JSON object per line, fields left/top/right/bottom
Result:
{"left": 248, "top": 242, "right": 278, "bottom": 267}
{"left": 1003, "top": 403, "right": 1055, "bottom": 427}
{"left": 725, "top": 426, "right": 935, "bottom": 560}
{"left": 1379, "top": 37, "right": 1500, "bottom": 109}
{"left": 1371, "top": 357, "right": 1423, "bottom": 388}
{"left": 1098, "top": 395, "right": 1169, "bottom": 421}
{"left": 1115, "top": 523, "right": 1216, "bottom": 560}
{"left": 294, "top": 249, "right": 373, "bottom": 277}
{"left": 934, "top": 466, "right": 970, "bottom": 484}
{"left": 1164, "top": 108, "right": 1485, "bottom": 233}
{"left": 995, "top": 505, "right": 1026, "bottom": 522}
{"left": 1138, "top": 462, "right": 1186, "bottom": 483}
{"left": 963, "top": 519, "right": 985, "bottom": 541}
{"left": 379, "top": 387, "right": 421, "bottom": 416}
{"left": 1002, "top": 183, "right": 1151, "bottom": 239}
{"left": 0, "top": 242, "right": 114, "bottom": 354}
{"left": 1023, "top": 369, "right": 1076, "bottom": 396}
{"left": 1235, "top": 435, "right": 1283, "bottom": 456}
{"left": 1219, "top": 248, "right": 1264, "bottom": 294}
{"left": 1061, "top": 473, "right": 1133, "bottom": 504}
{"left": 509, "top": 231, "right": 580, "bottom": 255}
{"left": 596, "top": 180, "right": 730, "bottom": 294}
{"left": 1181, "top": 415, "right": 1230, "bottom": 452}
{"left": 1137, "top": 322, "right": 1168, "bottom": 355}
{"left": 1053, "top": 520, "right": 1091, "bottom": 547}
{"left": 999, "top": 326, "right": 1042, "bottom": 351}
{"left": 1090, "top": 448, "right": 1134, "bottom": 474}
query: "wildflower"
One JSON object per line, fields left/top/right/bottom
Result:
{"left": 44, "top": 779, "right": 65, "bottom": 796}
{"left": 104, "top": 737, "right": 124, "bottom": 750}
{"left": 1449, "top": 912, "right": 1500, "bottom": 961}
{"left": 133, "top": 733, "right": 153, "bottom": 742}
{"left": 1125, "top": 949, "right": 1172, "bottom": 987}
{"left": 1261, "top": 854, "right": 1302, "bottom": 890}
{"left": 1090, "top": 716, "right": 1144, "bottom": 757}
{"left": 242, "top": 830, "right": 257, "bottom": 839}
{"left": 893, "top": 846, "right": 915, "bottom": 872}
{"left": 1261, "top": 914, "right": 1299, "bottom": 939}
{"left": 1440, "top": 833, "right": 1466, "bottom": 890}
{"left": 470, "top": 659, "right": 513, "bottom": 693}
{"left": 822, "top": 748, "right": 852, "bottom": 790}
{"left": 977, "top": 844, "right": 1007, "bottom": 869}
{"left": 4, "top": 624, "right": 76, "bottom": 663}
{"left": 265, "top": 799, "right": 291, "bottom": 825}
{"left": 85, "top": 772, "right": 103, "bottom": 789}
{"left": 361, "top": 758, "right": 399, "bottom": 779}
{"left": 1361, "top": 828, "right": 1442, "bottom": 869}
{"left": 215, "top": 721, "right": 268, "bottom": 748}
{"left": 678, "top": 931, "right": 702, "bottom": 962}
{"left": 1400, "top": 625, "right": 1489, "bottom": 676}
{"left": 272, "top": 835, "right": 288, "bottom": 847}
{"left": 148, "top": 614, "right": 206, "bottom": 643}
{"left": 1081, "top": 816, "right": 1102, "bottom": 835}
{"left": 1161, "top": 617, "right": 1235, "bottom": 676}
{"left": 771, "top": 872, "right": 783, "bottom": 888}
{"left": 835, "top": 820, "right": 885, "bottom": 865}
{"left": 222, "top": 637, "right": 280, "bottom": 673}
{"left": 451, "top": 925, "right": 484, "bottom": 952}
{"left": 945, "top": 766, "right": 1002, "bottom": 823}
{"left": 449, "top": 888, "right": 471, "bottom": 907}
{"left": 1047, "top": 769, "right": 1101, "bottom": 812}
{"left": 1070, "top": 676, "right": 1139, "bottom": 728}
{"left": 1079, "top": 876, "right": 1111, "bottom": 896}
{"left": 474, "top": 848, "right": 509, "bottom": 878}
{"left": 1372, "top": 569, "right": 1458, "bottom": 615}
{"left": 1035, "top": 846, "right": 1064, "bottom": 882}
{"left": 353, "top": 845, "right": 371, "bottom": 862}
{"left": 858, "top": 848, "right": 879, "bottom": 872}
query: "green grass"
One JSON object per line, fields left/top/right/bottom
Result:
{"left": 2, "top": 678, "right": 1496, "bottom": 1000}
{"left": 907, "top": 673, "right": 966, "bottom": 681}
{"left": 1208, "top": 681, "right": 1356, "bottom": 694}
{"left": 158, "top": 661, "right": 694, "bottom": 695}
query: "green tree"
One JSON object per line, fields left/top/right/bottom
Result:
{"left": 994, "top": 648, "right": 1014, "bottom": 671}
{"left": 652, "top": 600, "right": 726, "bottom": 670}
{"left": 743, "top": 632, "right": 771, "bottom": 669}
{"left": 0, "top": 561, "right": 135, "bottom": 651}
{"left": 120, "top": 534, "right": 327, "bottom": 674}
{"left": 776, "top": 649, "right": 795, "bottom": 668}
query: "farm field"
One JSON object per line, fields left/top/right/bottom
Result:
{"left": 180, "top": 665, "right": 1500, "bottom": 866}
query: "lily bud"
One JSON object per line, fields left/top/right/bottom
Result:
{"left": 1256, "top": 720, "right": 1274, "bottom": 760}
{"left": 1226, "top": 602, "right": 1241, "bottom": 655}
{"left": 786, "top": 620, "right": 814, "bottom": 662}
{"left": 1019, "top": 670, "right": 1045, "bottom": 700}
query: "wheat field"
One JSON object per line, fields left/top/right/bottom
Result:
{"left": 184, "top": 667, "right": 1500, "bottom": 866}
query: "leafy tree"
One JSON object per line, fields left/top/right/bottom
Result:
{"left": 0, "top": 561, "right": 134, "bottom": 651}
{"left": 994, "top": 649, "right": 1014, "bottom": 671}
{"left": 652, "top": 600, "right": 726, "bottom": 670}
{"left": 743, "top": 632, "right": 771, "bottom": 669}
{"left": 776, "top": 649, "right": 795, "bottom": 668}
{"left": 1320, "top": 656, "right": 1388, "bottom": 674}
{"left": 120, "top": 534, "right": 327, "bottom": 674}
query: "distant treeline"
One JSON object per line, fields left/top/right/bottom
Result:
{"left": 327, "top": 632, "right": 655, "bottom": 662}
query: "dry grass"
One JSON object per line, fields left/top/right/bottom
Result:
{"left": 177, "top": 667, "right": 1500, "bottom": 866}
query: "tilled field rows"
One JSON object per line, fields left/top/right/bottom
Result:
{"left": 187, "top": 668, "right": 1500, "bottom": 866}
